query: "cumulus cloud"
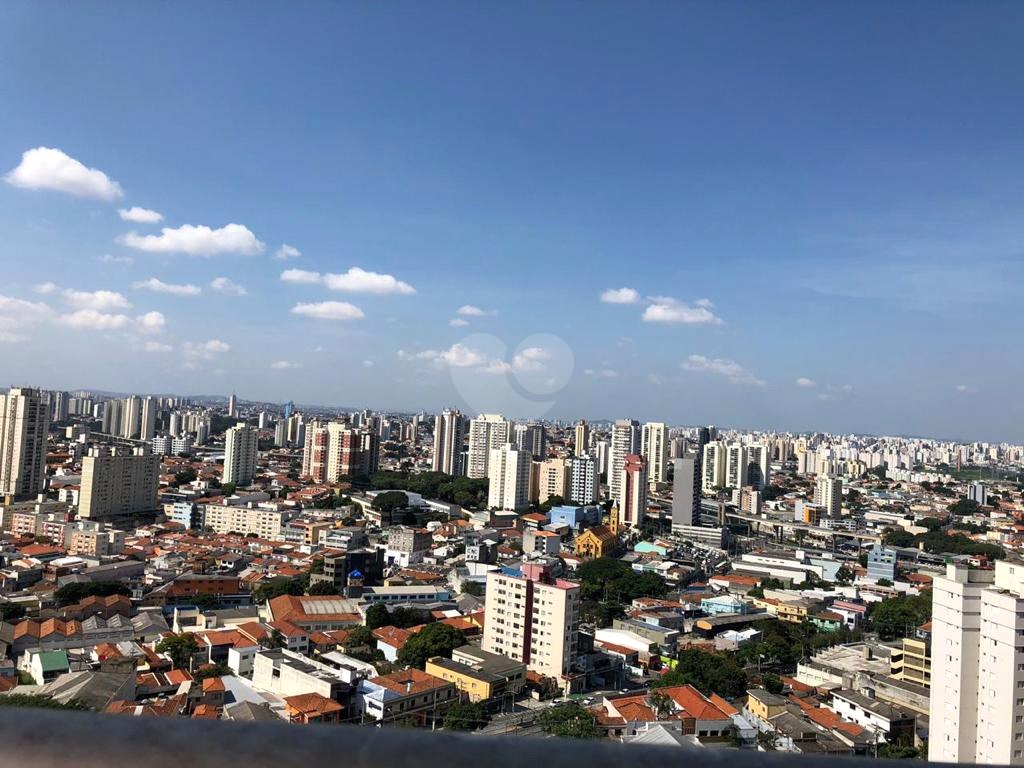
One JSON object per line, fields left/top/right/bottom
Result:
{"left": 457, "top": 305, "right": 494, "bottom": 316}
{"left": 449, "top": 318, "right": 469, "bottom": 327}
{"left": 363, "top": 360, "right": 374, "bottom": 368}
{"left": 210, "top": 276, "right": 247, "bottom": 295}
{"left": 56, "top": 310, "right": 131, "bottom": 330}
{"left": 134, "top": 277, "right": 201, "bottom": 296}
{"left": 583, "top": 368, "right": 619, "bottom": 378}
{"left": 4, "top": 147, "right": 123, "bottom": 200}
{"left": 321, "top": 267, "right": 415, "bottom": 295}
{"left": 643, "top": 297, "right": 722, "bottom": 325}
{"left": 99, "top": 254, "right": 133, "bottom": 265}
{"left": 280, "top": 269, "right": 322, "bottom": 284}
{"left": 33, "top": 282, "right": 58, "bottom": 294}
{"left": 512, "top": 347, "right": 552, "bottom": 371}
{"left": 143, "top": 340, "right": 173, "bottom": 352}
{"left": 274, "top": 244, "right": 301, "bottom": 260}
{"left": 682, "top": 354, "right": 764, "bottom": 386}
{"left": 62, "top": 289, "right": 132, "bottom": 311}
{"left": 956, "top": 384, "right": 976, "bottom": 394}
{"left": 397, "top": 343, "right": 487, "bottom": 368}
{"left": 135, "top": 311, "right": 166, "bottom": 333}
{"left": 290, "top": 301, "right": 364, "bottom": 320}
{"left": 118, "top": 223, "right": 264, "bottom": 256}
{"left": 271, "top": 360, "right": 301, "bottom": 369}
{"left": 796, "top": 377, "right": 816, "bottom": 387}
{"left": 183, "top": 339, "right": 230, "bottom": 360}
{"left": 600, "top": 287, "right": 639, "bottom": 304}
{"left": 118, "top": 206, "right": 163, "bottom": 223}
{"left": 0, "top": 295, "right": 51, "bottom": 342}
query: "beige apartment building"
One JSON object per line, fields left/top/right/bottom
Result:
{"left": 78, "top": 447, "right": 160, "bottom": 519}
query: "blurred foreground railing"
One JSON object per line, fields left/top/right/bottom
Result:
{"left": 0, "top": 708, "right": 931, "bottom": 768}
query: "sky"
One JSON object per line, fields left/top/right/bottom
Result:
{"left": 1, "top": 2, "right": 1023, "bottom": 441}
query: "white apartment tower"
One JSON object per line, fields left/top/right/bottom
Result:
{"left": 482, "top": 562, "right": 580, "bottom": 680}
{"left": 608, "top": 419, "right": 640, "bottom": 501}
{"left": 574, "top": 420, "right": 590, "bottom": 456}
{"left": 641, "top": 422, "right": 669, "bottom": 484}
{"left": 929, "top": 561, "right": 1024, "bottom": 764}
{"left": 568, "top": 454, "right": 600, "bottom": 505}
{"left": 725, "top": 443, "right": 747, "bottom": 489}
{"left": 814, "top": 475, "right": 843, "bottom": 518}
{"left": 139, "top": 396, "right": 157, "bottom": 442}
{"left": 467, "top": 414, "right": 513, "bottom": 479}
{"left": 486, "top": 443, "right": 531, "bottom": 511}
{"left": 79, "top": 446, "right": 160, "bottom": 519}
{"left": 431, "top": 409, "right": 465, "bottom": 475}
{"left": 746, "top": 443, "right": 771, "bottom": 490}
{"left": 701, "top": 441, "right": 726, "bottom": 493}
{"left": 223, "top": 422, "right": 258, "bottom": 486}
{"left": 0, "top": 387, "right": 50, "bottom": 499}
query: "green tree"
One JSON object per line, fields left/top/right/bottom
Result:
{"left": 461, "top": 580, "right": 484, "bottom": 597}
{"left": 0, "top": 603, "right": 26, "bottom": 622}
{"left": 156, "top": 632, "right": 200, "bottom": 670}
{"left": 536, "top": 703, "right": 604, "bottom": 739}
{"left": 653, "top": 649, "right": 747, "bottom": 698}
{"left": 267, "top": 629, "right": 287, "bottom": 649}
{"left": 0, "top": 694, "right": 92, "bottom": 711}
{"left": 396, "top": 623, "right": 465, "bottom": 669}
{"left": 835, "top": 566, "right": 855, "bottom": 586}
{"left": 343, "top": 625, "right": 374, "bottom": 648}
{"left": 306, "top": 580, "right": 338, "bottom": 596}
{"left": 193, "top": 661, "right": 233, "bottom": 680}
{"left": 190, "top": 593, "right": 220, "bottom": 610}
{"left": 869, "top": 591, "right": 932, "bottom": 639}
{"left": 54, "top": 581, "right": 130, "bottom": 607}
{"left": 883, "top": 528, "right": 916, "bottom": 548}
{"left": 372, "top": 491, "right": 410, "bottom": 513}
{"left": 219, "top": 482, "right": 236, "bottom": 497}
{"left": 762, "top": 673, "right": 784, "bottom": 695}
{"left": 253, "top": 577, "right": 305, "bottom": 602}
{"left": 443, "top": 700, "right": 491, "bottom": 731}
{"left": 365, "top": 603, "right": 392, "bottom": 630}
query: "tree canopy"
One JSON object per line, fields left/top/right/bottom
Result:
{"left": 396, "top": 623, "right": 465, "bottom": 669}
{"left": 370, "top": 471, "right": 488, "bottom": 510}
{"left": 869, "top": 590, "right": 932, "bottom": 639}
{"left": 371, "top": 491, "right": 410, "bottom": 512}
{"left": 156, "top": 632, "right": 199, "bottom": 670}
{"left": 54, "top": 581, "right": 130, "bottom": 607}
{"left": 653, "top": 649, "right": 747, "bottom": 698}
{"left": 443, "top": 701, "right": 491, "bottom": 731}
{"left": 536, "top": 703, "right": 604, "bottom": 739}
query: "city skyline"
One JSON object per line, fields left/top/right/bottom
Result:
{"left": 3, "top": 3, "right": 1024, "bottom": 440}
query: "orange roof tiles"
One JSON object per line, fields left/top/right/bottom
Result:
{"left": 370, "top": 667, "right": 449, "bottom": 696}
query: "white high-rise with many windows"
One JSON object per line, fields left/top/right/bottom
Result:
{"left": 431, "top": 409, "right": 465, "bottom": 475}
{"left": 641, "top": 421, "right": 669, "bottom": 484}
{"left": 608, "top": 419, "right": 639, "bottom": 501}
{"left": 0, "top": 387, "right": 50, "bottom": 499}
{"left": 930, "top": 561, "right": 1024, "bottom": 764}
{"left": 568, "top": 454, "right": 599, "bottom": 505}
{"left": 486, "top": 442, "right": 530, "bottom": 511}
{"left": 223, "top": 422, "right": 258, "bottom": 487}
{"left": 701, "top": 441, "right": 726, "bottom": 493}
{"left": 467, "top": 414, "right": 513, "bottom": 479}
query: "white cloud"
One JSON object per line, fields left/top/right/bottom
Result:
{"left": 99, "top": 254, "right": 133, "bottom": 265}
{"left": 143, "top": 341, "right": 173, "bottom": 352}
{"left": 695, "top": 298, "right": 715, "bottom": 308}
{"left": 956, "top": 384, "right": 975, "bottom": 394}
{"left": 682, "top": 354, "right": 764, "bottom": 386}
{"left": 457, "top": 305, "right": 495, "bottom": 316}
{"left": 118, "top": 223, "right": 264, "bottom": 256}
{"left": 583, "top": 368, "right": 619, "bottom": 378}
{"left": 643, "top": 297, "right": 722, "bottom": 325}
{"left": 363, "top": 360, "right": 374, "bottom": 368}
{"left": 33, "top": 282, "right": 58, "bottom": 294}
{"left": 135, "top": 311, "right": 166, "bottom": 333}
{"left": 274, "top": 244, "right": 301, "bottom": 260}
{"left": 512, "top": 347, "right": 552, "bottom": 371}
{"left": 183, "top": 339, "right": 230, "bottom": 360}
{"left": 0, "top": 295, "right": 50, "bottom": 342}
{"left": 600, "top": 287, "right": 639, "bottom": 304}
{"left": 280, "top": 269, "right": 322, "bottom": 284}
{"left": 56, "top": 310, "right": 130, "bottom": 330}
{"left": 0, "top": 295, "right": 50, "bottom": 315}
{"left": 118, "top": 206, "right": 163, "bottom": 223}
{"left": 291, "top": 301, "right": 364, "bottom": 320}
{"left": 271, "top": 360, "right": 301, "bottom": 369}
{"left": 210, "top": 276, "right": 247, "bottom": 295}
{"left": 479, "top": 359, "right": 514, "bottom": 374}
{"left": 134, "top": 277, "right": 202, "bottom": 296}
{"left": 449, "top": 318, "right": 469, "bottom": 327}
{"left": 796, "top": 377, "right": 816, "bottom": 387}
{"left": 397, "top": 344, "right": 487, "bottom": 368}
{"left": 62, "top": 289, "right": 132, "bottom": 311}
{"left": 322, "top": 267, "right": 415, "bottom": 295}
{"left": 4, "top": 147, "right": 123, "bottom": 200}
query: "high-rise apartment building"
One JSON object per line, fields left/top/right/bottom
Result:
{"left": 701, "top": 441, "right": 726, "bottom": 493}
{"left": 574, "top": 420, "right": 590, "bottom": 456}
{"left": 223, "top": 422, "right": 258, "bottom": 486}
{"left": 302, "top": 422, "right": 331, "bottom": 483}
{"left": 641, "top": 422, "right": 669, "bottom": 485}
{"left": 481, "top": 562, "right": 580, "bottom": 680}
{"left": 101, "top": 399, "right": 122, "bottom": 436}
{"left": 78, "top": 447, "right": 160, "bottom": 519}
{"left": 468, "top": 414, "right": 513, "bottom": 479}
{"left": 725, "top": 443, "right": 747, "bottom": 489}
{"left": 486, "top": 443, "right": 531, "bottom": 511}
{"left": 139, "top": 396, "right": 156, "bottom": 442}
{"left": 617, "top": 453, "right": 647, "bottom": 527}
{"left": 536, "top": 458, "right": 570, "bottom": 505}
{"left": 929, "top": 562, "right": 1024, "bottom": 764}
{"left": 228, "top": 392, "right": 237, "bottom": 418}
{"left": 514, "top": 423, "right": 546, "bottom": 460}
{"left": 608, "top": 419, "right": 640, "bottom": 501}
{"left": 671, "top": 455, "right": 699, "bottom": 529}
{"left": 0, "top": 387, "right": 50, "bottom": 499}
{"left": 431, "top": 409, "right": 465, "bottom": 475}
{"left": 122, "top": 396, "right": 141, "bottom": 439}
{"left": 814, "top": 475, "right": 843, "bottom": 518}
{"left": 746, "top": 443, "right": 770, "bottom": 490}
{"left": 568, "top": 454, "right": 600, "bottom": 505}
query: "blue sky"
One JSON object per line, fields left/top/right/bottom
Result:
{"left": 1, "top": 2, "right": 1023, "bottom": 440}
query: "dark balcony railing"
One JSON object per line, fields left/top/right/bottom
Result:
{"left": 1, "top": 707, "right": 928, "bottom": 768}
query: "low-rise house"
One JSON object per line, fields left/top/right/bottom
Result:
{"left": 596, "top": 684, "right": 735, "bottom": 742}
{"left": 355, "top": 667, "right": 456, "bottom": 727}
{"left": 285, "top": 692, "right": 343, "bottom": 724}
{"left": 424, "top": 645, "right": 526, "bottom": 703}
